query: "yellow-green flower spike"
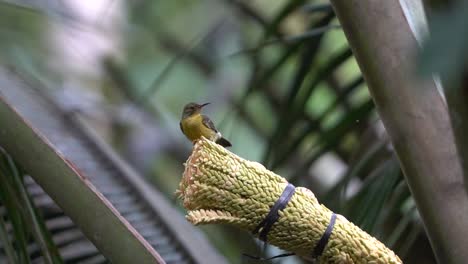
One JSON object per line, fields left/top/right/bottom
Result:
{"left": 177, "top": 138, "right": 402, "bottom": 263}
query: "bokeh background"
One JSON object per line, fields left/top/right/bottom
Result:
{"left": 4, "top": 0, "right": 468, "bottom": 263}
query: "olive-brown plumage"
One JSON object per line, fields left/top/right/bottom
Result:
{"left": 180, "top": 102, "right": 232, "bottom": 147}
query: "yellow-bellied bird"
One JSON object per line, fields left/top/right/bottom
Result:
{"left": 180, "top": 102, "right": 232, "bottom": 147}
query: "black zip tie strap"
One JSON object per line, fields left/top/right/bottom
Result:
{"left": 243, "top": 213, "right": 337, "bottom": 261}
{"left": 252, "top": 183, "right": 296, "bottom": 242}
{"left": 242, "top": 252, "right": 295, "bottom": 261}
{"left": 312, "top": 212, "right": 337, "bottom": 259}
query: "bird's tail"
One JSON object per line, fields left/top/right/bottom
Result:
{"left": 216, "top": 137, "right": 232, "bottom": 147}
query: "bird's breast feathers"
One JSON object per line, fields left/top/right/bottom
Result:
{"left": 181, "top": 114, "right": 216, "bottom": 141}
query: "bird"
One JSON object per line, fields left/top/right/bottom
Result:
{"left": 180, "top": 102, "right": 232, "bottom": 147}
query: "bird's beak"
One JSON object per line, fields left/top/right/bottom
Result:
{"left": 200, "top": 102, "right": 210, "bottom": 108}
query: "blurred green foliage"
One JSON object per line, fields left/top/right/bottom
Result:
{"left": 0, "top": 148, "right": 63, "bottom": 264}
{"left": 420, "top": 0, "right": 468, "bottom": 86}
{"left": 0, "top": 0, "right": 440, "bottom": 263}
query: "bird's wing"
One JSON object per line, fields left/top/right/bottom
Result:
{"left": 179, "top": 121, "right": 184, "bottom": 134}
{"left": 202, "top": 115, "right": 218, "bottom": 132}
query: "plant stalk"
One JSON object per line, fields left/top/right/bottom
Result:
{"left": 329, "top": 1, "right": 468, "bottom": 263}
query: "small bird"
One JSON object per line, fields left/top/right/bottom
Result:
{"left": 180, "top": 102, "right": 232, "bottom": 147}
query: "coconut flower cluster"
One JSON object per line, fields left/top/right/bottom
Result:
{"left": 177, "top": 138, "right": 402, "bottom": 263}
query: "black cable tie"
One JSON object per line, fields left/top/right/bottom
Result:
{"left": 312, "top": 213, "right": 337, "bottom": 259}
{"left": 252, "top": 183, "right": 296, "bottom": 242}
{"left": 242, "top": 252, "right": 295, "bottom": 261}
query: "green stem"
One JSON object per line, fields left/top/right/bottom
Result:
{"left": 0, "top": 201, "right": 18, "bottom": 263}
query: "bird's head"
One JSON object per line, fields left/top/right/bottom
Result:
{"left": 182, "top": 102, "right": 210, "bottom": 119}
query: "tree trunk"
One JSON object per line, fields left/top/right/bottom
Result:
{"left": 330, "top": 1, "right": 468, "bottom": 263}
